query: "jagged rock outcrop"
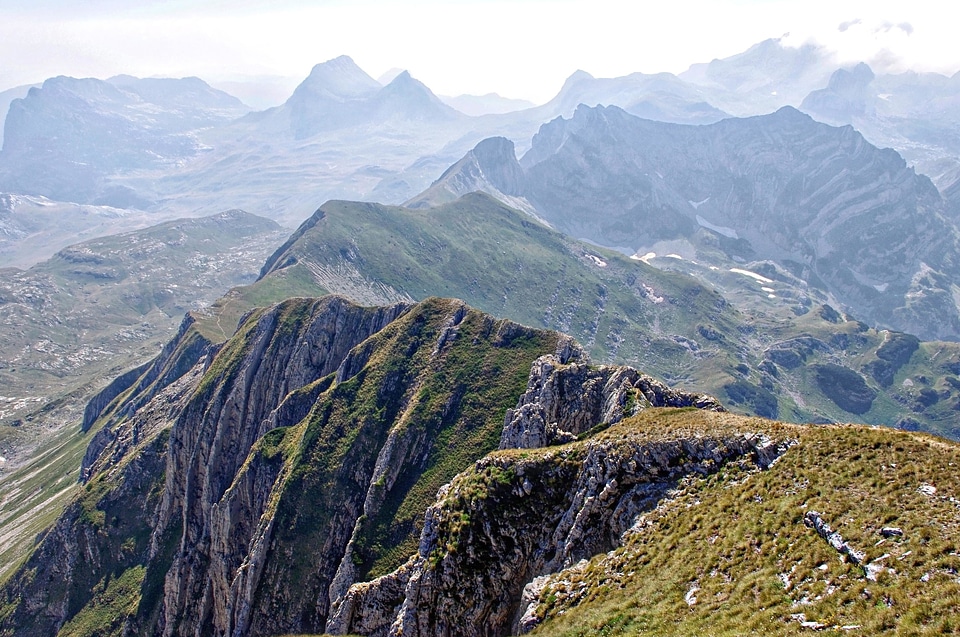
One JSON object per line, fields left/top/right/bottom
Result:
{"left": 82, "top": 313, "right": 213, "bottom": 433}
{"left": 329, "top": 420, "right": 789, "bottom": 637}
{"left": 79, "top": 314, "right": 218, "bottom": 481}
{"left": 405, "top": 137, "right": 529, "bottom": 210}
{"left": 81, "top": 359, "right": 152, "bottom": 431}
{"left": 499, "top": 352, "right": 724, "bottom": 449}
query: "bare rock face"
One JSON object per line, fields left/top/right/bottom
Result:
{"left": 151, "top": 296, "right": 411, "bottom": 636}
{"left": 331, "top": 424, "right": 788, "bottom": 637}
{"left": 500, "top": 352, "right": 724, "bottom": 449}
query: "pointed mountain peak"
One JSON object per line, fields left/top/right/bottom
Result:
{"left": 470, "top": 136, "right": 517, "bottom": 165}
{"left": 295, "top": 55, "right": 381, "bottom": 100}
{"left": 385, "top": 70, "right": 415, "bottom": 86}
{"left": 377, "top": 70, "right": 456, "bottom": 116}
{"left": 377, "top": 68, "right": 404, "bottom": 85}
{"left": 560, "top": 69, "right": 595, "bottom": 91}
{"left": 542, "top": 70, "right": 598, "bottom": 114}
{"left": 311, "top": 55, "right": 363, "bottom": 74}
{"left": 378, "top": 70, "right": 436, "bottom": 99}
{"left": 405, "top": 136, "right": 524, "bottom": 208}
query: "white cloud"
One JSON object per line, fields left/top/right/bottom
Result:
{"left": 0, "top": 0, "right": 957, "bottom": 103}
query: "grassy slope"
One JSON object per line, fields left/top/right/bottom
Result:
{"left": 0, "top": 425, "right": 87, "bottom": 583}
{"left": 236, "top": 193, "right": 960, "bottom": 439}
{"left": 0, "top": 211, "right": 285, "bottom": 462}
{"left": 255, "top": 298, "right": 562, "bottom": 616}
{"left": 528, "top": 410, "right": 960, "bottom": 636}
{"left": 0, "top": 212, "right": 284, "bottom": 587}
{"left": 246, "top": 194, "right": 743, "bottom": 398}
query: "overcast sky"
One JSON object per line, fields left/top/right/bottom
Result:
{"left": 1, "top": 0, "right": 955, "bottom": 104}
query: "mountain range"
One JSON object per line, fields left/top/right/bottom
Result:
{"left": 0, "top": 75, "right": 249, "bottom": 208}
{"left": 3, "top": 38, "right": 959, "bottom": 231}
{"left": 414, "top": 104, "right": 960, "bottom": 343}
{"left": 3, "top": 36, "right": 960, "bottom": 636}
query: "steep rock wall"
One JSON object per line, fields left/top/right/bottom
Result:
{"left": 330, "top": 417, "right": 789, "bottom": 636}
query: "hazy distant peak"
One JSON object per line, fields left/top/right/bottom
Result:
{"left": 380, "top": 70, "right": 428, "bottom": 97}
{"left": 377, "top": 68, "right": 405, "bottom": 85}
{"left": 38, "top": 75, "right": 130, "bottom": 104}
{"left": 680, "top": 37, "right": 833, "bottom": 108}
{"left": 561, "top": 69, "right": 595, "bottom": 89}
{"left": 380, "top": 70, "right": 439, "bottom": 100}
{"left": 296, "top": 55, "right": 380, "bottom": 99}
{"left": 471, "top": 136, "right": 517, "bottom": 163}
{"left": 386, "top": 70, "right": 414, "bottom": 84}
{"left": 106, "top": 74, "right": 140, "bottom": 85}
{"left": 313, "top": 54, "right": 361, "bottom": 71}
{"left": 570, "top": 102, "right": 627, "bottom": 122}
{"left": 829, "top": 62, "right": 875, "bottom": 89}
{"left": 771, "top": 104, "right": 812, "bottom": 121}
{"left": 377, "top": 70, "right": 460, "bottom": 119}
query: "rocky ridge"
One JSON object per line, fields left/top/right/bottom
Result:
{"left": 0, "top": 296, "right": 730, "bottom": 636}
{"left": 327, "top": 417, "right": 783, "bottom": 637}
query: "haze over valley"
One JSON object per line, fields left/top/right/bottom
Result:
{"left": 3, "top": 3, "right": 960, "bottom": 634}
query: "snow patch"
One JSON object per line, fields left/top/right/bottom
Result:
{"left": 730, "top": 268, "right": 774, "bottom": 284}
{"left": 665, "top": 253, "right": 683, "bottom": 260}
{"left": 585, "top": 254, "right": 607, "bottom": 268}
{"left": 642, "top": 284, "right": 664, "bottom": 304}
{"left": 688, "top": 197, "right": 710, "bottom": 209}
{"left": 632, "top": 251, "right": 657, "bottom": 264}
{"left": 696, "top": 215, "right": 738, "bottom": 239}
{"left": 874, "top": 283, "right": 888, "bottom": 292}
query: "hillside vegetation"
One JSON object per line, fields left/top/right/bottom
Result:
{"left": 228, "top": 194, "right": 960, "bottom": 439}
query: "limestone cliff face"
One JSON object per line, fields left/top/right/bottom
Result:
{"left": 80, "top": 313, "right": 217, "bottom": 481}
{"left": 2, "top": 296, "right": 583, "bottom": 637}
{"left": 328, "top": 419, "right": 788, "bottom": 637}
{"left": 421, "top": 105, "right": 960, "bottom": 341}
{"left": 150, "top": 295, "right": 413, "bottom": 636}
{"left": 499, "top": 352, "right": 724, "bottom": 449}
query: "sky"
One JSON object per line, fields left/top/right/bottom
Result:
{"left": 1, "top": 0, "right": 956, "bottom": 105}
